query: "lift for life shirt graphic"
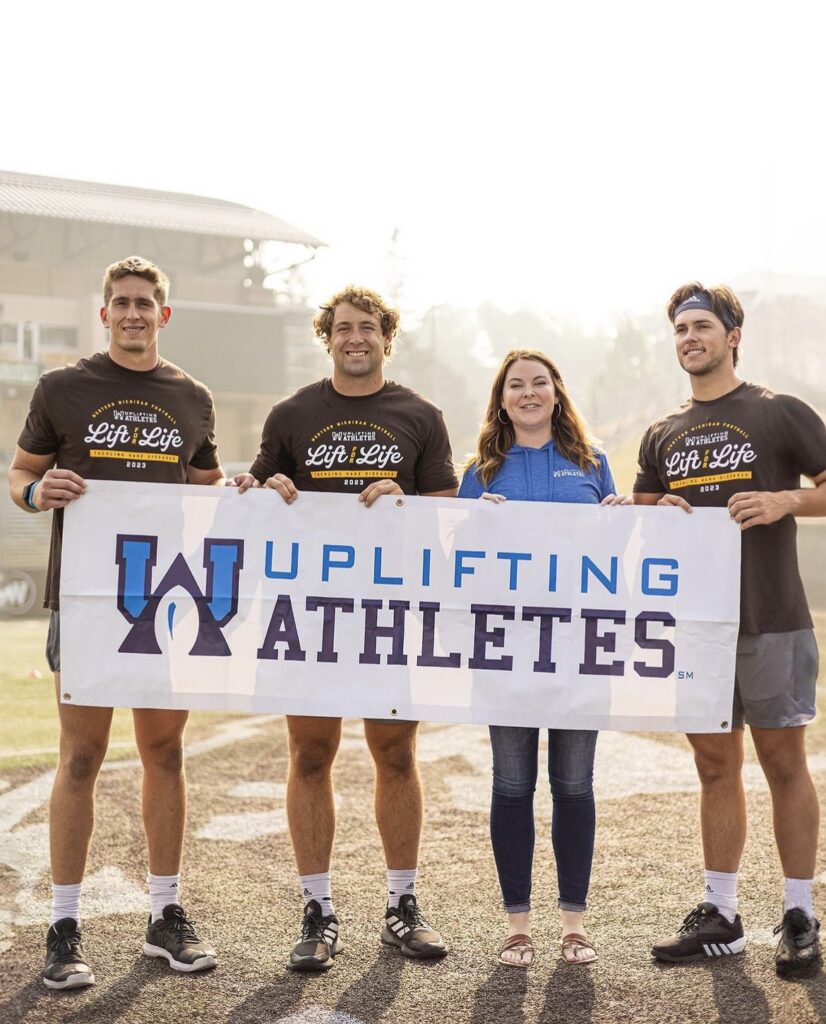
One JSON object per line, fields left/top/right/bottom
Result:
{"left": 664, "top": 419, "right": 756, "bottom": 495}
{"left": 305, "top": 418, "right": 403, "bottom": 487}
{"left": 84, "top": 398, "right": 183, "bottom": 470}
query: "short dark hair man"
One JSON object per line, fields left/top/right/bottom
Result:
{"left": 9, "top": 256, "right": 225, "bottom": 989}
{"left": 233, "top": 284, "right": 458, "bottom": 971}
{"left": 634, "top": 281, "right": 826, "bottom": 978}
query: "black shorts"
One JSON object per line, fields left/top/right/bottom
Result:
{"left": 46, "top": 609, "right": 60, "bottom": 673}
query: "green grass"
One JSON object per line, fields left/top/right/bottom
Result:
{"left": 2, "top": 614, "right": 824, "bottom": 768}
{"left": 604, "top": 435, "right": 642, "bottom": 497}
{"left": 0, "top": 619, "right": 59, "bottom": 763}
{"left": 0, "top": 618, "right": 244, "bottom": 770}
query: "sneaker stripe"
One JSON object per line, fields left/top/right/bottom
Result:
{"left": 654, "top": 904, "right": 745, "bottom": 964}
{"left": 381, "top": 896, "right": 446, "bottom": 960}
{"left": 704, "top": 941, "right": 740, "bottom": 957}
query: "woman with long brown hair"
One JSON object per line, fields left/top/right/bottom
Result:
{"left": 459, "top": 349, "right": 628, "bottom": 969}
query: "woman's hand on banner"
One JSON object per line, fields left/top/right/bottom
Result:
{"left": 227, "top": 473, "right": 260, "bottom": 493}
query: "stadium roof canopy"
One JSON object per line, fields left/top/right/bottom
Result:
{"left": 0, "top": 169, "right": 324, "bottom": 248}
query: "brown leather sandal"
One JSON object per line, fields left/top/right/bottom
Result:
{"left": 561, "top": 932, "right": 597, "bottom": 964}
{"left": 499, "top": 933, "right": 535, "bottom": 968}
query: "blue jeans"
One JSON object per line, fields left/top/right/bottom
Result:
{"left": 489, "top": 726, "right": 597, "bottom": 913}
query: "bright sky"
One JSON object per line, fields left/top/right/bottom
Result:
{"left": 4, "top": 0, "right": 826, "bottom": 324}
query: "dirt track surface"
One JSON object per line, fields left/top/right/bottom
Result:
{"left": 2, "top": 717, "right": 826, "bottom": 1024}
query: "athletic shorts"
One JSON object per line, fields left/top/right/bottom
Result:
{"left": 46, "top": 609, "right": 60, "bottom": 673}
{"left": 732, "top": 629, "right": 818, "bottom": 729}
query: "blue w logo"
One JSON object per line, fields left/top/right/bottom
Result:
{"left": 115, "top": 535, "right": 244, "bottom": 656}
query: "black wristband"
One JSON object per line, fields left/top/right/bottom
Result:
{"left": 23, "top": 480, "right": 42, "bottom": 511}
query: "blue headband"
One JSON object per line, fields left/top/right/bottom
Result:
{"left": 673, "top": 292, "right": 736, "bottom": 331}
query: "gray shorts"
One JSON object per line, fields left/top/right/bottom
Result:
{"left": 732, "top": 629, "right": 818, "bottom": 729}
{"left": 46, "top": 609, "right": 60, "bottom": 673}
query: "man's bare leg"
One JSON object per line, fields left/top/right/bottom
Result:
{"left": 134, "top": 707, "right": 217, "bottom": 969}
{"left": 650, "top": 730, "right": 748, "bottom": 962}
{"left": 365, "top": 719, "right": 446, "bottom": 957}
{"left": 286, "top": 716, "right": 341, "bottom": 874}
{"left": 284, "top": 717, "right": 343, "bottom": 972}
{"left": 753, "top": 725, "right": 821, "bottom": 975}
{"left": 50, "top": 673, "right": 113, "bottom": 884}
{"left": 44, "top": 674, "right": 110, "bottom": 987}
{"left": 133, "top": 708, "right": 189, "bottom": 875}
{"left": 364, "top": 719, "right": 421, "bottom": 868}
{"left": 688, "top": 730, "right": 747, "bottom": 871}
{"left": 751, "top": 725, "right": 818, "bottom": 879}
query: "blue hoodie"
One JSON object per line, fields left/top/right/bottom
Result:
{"left": 458, "top": 441, "right": 615, "bottom": 504}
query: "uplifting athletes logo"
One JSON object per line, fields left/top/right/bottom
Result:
{"left": 664, "top": 420, "right": 755, "bottom": 493}
{"left": 304, "top": 419, "right": 402, "bottom": 486}
{"left": 115, "top": 535, "right": 244, "bottom": 655}
{"left": 84, "top": 399, "right": 184, "bottom": 467}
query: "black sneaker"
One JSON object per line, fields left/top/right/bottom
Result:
{"left": 287, "top": 899, "right": 341, "bottom": 972}
{"left": 143, "top": 904, "right": 217, "bottom": 972}
{"left": 774, "top": 908, "right": 822, "bottom": 977}
{"left": 381, "top": 894, "right": 447, "bottom": 959}
{"left": 651, "top": 902, "right": 746, "bottom": 962}
{"left": 43, "top": 918, "right": 95, "bottom": 990}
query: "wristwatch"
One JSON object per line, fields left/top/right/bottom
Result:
{"left": 23, "top": 480, "right": 42, "bottom": 511}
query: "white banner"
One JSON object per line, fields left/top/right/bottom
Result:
{"left": 60, "top": 481, "right": 741, "bottom": 732}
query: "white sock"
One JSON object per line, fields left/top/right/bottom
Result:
{"left": 50, "top": 883, "right": 82, "bottom": 927}
{"left": 299, "top": 871, "right": 334, "bottom": 915}
{"left": 704, "top": 869, "right": 739, "bottom": 923}
{"left": 387, "top": 868, "right": 417, "bottom": 908}
{"left": 147, "top": 873, "right": 181, "bottom": 922}
{"left": 784, "top": 877, "right": 815, "bottom": 918}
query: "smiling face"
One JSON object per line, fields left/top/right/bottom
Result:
{"left": 100, "top": 274, "right": 170, "bottom": 368}
{"left": 673, "top": 308, "right": 739, "bottom": 378}
{"left": 328, "top": 301, "right": 388, "bottom": 392}
{"left": 501, "top": 357, "right": 558, "bottom": 446}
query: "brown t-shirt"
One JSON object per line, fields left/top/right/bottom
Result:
{"left": 17, "top": 351, "right": 220, "bottom": 609}
{"left": 634, "top": 382, "right": 826, "bottom": 634}
{"left": 249, "top": 379, "right": 458, "bottom": 494}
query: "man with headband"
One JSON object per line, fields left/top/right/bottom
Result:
{"left": 634, "top": 282, "right": 826, "bottom": 978}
